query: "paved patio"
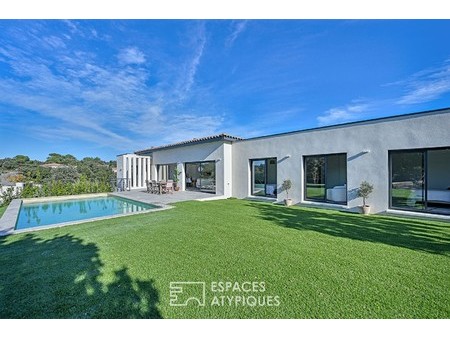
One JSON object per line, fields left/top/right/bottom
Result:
{"left": 110, "top": 189, "right": 225, "bottom": 205}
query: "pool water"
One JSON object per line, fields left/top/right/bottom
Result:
{"left": 15, "top": 196, "right": 157, "bottom": 230}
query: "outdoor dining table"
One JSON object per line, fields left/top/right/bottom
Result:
{"left": 154, "top": 181, "right": 166, "bottom": 194}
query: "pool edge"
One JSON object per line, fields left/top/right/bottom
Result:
{"left": 2, "top": 194, "right": 171, "bottom": 236}
{"left": 21, "top": 193, "right": 109, "bottom": 204}
{"left": 0, "top": 199, "right": 22, "bottom": 236}
{"left": 12, "top": 204, "right": 173, "bottom": 235}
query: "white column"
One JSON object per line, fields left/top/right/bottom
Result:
{"left": 122, "top": 156, "right": 126, "bottom": 180}
{"left": 129, "top": 157, "right": 133, "bottom": 188}
{"left": 133, "top": 157, "right": 137, "bottom": 188}
{"left": 143, "top": 158, "right": 147, "bottom": 186}
{"left": 178, "top": 162, "right": 185, "bottom": 191}
{"left": 127, "top": 156, "right": 132, "bottom": 190}
{"left": 137, "top": 157, "right": 141, "bottom": 187}
{"left": 121, "top": 156, "right": 126, "bottom": 191}
{"left": 151, "top": 164, "right": 157, "bottom": 181}
{"left": 141, "top": 158, "right": 145, "bottom": 187}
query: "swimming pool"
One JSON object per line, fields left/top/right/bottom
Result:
{"left": 15, "top": 196, "right": 158, "bottom": 231}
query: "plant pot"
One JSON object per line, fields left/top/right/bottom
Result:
{"left": 174, "top": 186, "right": 180, "bottom": 192}
{"left": 284, "top": 199, "right": 293, "bottom": 207}
{"left": 360, "top": 205, "right": 371, "bottom": 215}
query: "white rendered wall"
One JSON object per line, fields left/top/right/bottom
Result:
{"left": 232, "top": 110, "right": 450, "bottom": 213}
{"left": 144, "top": 141, "right": 231, "bottom": 196}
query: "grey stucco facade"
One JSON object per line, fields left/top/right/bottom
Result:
{"left": 231, "top": 109, "right": 450, "bottom": 213}
{"left": 119, "top": 108, "right": 450, "bottom": 215}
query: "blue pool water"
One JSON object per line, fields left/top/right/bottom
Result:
{"left": 15, "top": 196, "right": 157, "bottom": 230}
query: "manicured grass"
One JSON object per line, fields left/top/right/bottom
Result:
{"left": 0, "top": 205, "right": 6, "bottom": 218}
{"left": 0, "top": 199, "right": 449, "bottom": 318}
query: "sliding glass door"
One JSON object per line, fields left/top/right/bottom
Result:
{"left": 390, "top": 151, "right": 425, "bottom": 210}
{"left": 304, "top": 153, "right": 347, "bottom": 204}
{"left": 304, "top": 156, "right": 326, "bottom": 200}
{"left": 390, "top": 147, "right": 450, "bottom": 214}
{"left": 185, "top": 161, "right": 216, "bottom": 193}
{"left": 251, "top": 158, "right": 277, "bottom": 197}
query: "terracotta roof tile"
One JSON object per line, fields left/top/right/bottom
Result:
{"left": 135, "top": 133, "right": 243, "bottom": 154}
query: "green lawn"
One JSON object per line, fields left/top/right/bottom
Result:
{"left": 0, "top": 205, "right": 6, "bottom": 218}
{"left": 0, "top": 199, "right": 449, "bottom": 318}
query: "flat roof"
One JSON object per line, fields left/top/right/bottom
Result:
{"left": 238, "top": 106, "right": 450, "bottom": 142}
{"left": 128, "top": 107, "right": 449, "bottom": 155}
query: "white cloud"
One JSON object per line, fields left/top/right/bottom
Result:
{"left": 0, "top": 25, "right": 225, "bottom": 153}
{"left": 396, "top": 59, "right": 450, "bottom": 104}
{"left": 117, "top": 47, "right": 146, "bottom": 65}
{"left": 317, "top": 103, "right": 369, "bottom": 126}
{"left": 42, "top": 36, "right": 66, "bottom": 49}
{"left": 174, "top": 23, "right": 207, "bottom": 101}
{"left": 62, "top": 20, "right": 80, "bottom": 35}
{"left": 226, "top": 20, "right": 248, "bottom": 47}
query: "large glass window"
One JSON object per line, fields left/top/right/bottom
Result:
{"left": 185, "top": 161, "right": 216, "bottom": 193}
{"left": 390, "top": 148, "right": 450, "bottom": 215}
{"left": 157, "top": 163, "right": 177, "bottom": 182}
{"left": 304, "top": 153, "right": 347, "bottom": 204}
{"left": 251, "top": 158, "right": 277, "bottom": 197}
{"left": 390, "top": 151, "right": 425, "bottom": 210}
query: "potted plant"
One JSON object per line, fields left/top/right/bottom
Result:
{"left": 357, "top": 181, "right": 374, "bottom": 215}
{"left": 172, "top": 167, "right": 181, "bottom": 191}
{"left": 282, "top": 179, "right": 293, "bottom": 207}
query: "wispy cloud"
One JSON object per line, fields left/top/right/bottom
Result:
{"left": 226, "top": 20, "right": 248, "bottom": 48}
{"left": 317, "top": 103, "right": 369, "bottom": 126}
{"left": 117, "top": 47, "right": 146, "bottom": 65}
{"left": 175, "top": 22, "right": 207, "bottom": 101}
{"left": 0, "top": 21, "right": 224, "bottom": 154}
{"left": 396, "top": 59, "right": 450, "bottom": 105}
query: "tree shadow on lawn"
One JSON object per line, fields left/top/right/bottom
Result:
{"left": 249, "top": 202, "right": 450, "bottom": 256}
{"left": 0, "top": 233, "right": 162, "bottom": 318}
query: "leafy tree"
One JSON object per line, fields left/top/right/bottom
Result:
{"left": 0, "top": 153, "right": 116, "bottom": 204}
{"left": 49, "top": 167, "right": 80, "bottom": 184}
{"left": 357, "top": 181, "right": 374, "bottom": 206}
{"left": 46, "top": 153, "right": 77, "bottom": 165}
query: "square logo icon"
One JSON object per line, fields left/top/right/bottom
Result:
{"left": 169, "top": 282, "right": 206, "bottom": 307}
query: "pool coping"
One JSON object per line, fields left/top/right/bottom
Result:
{"left": 0, "top": 193, "right": 171, "bottom": 236}
{"left": 21, "top": 192, "right": 110, "bottom": 204}
{"left": 0, "top": 199, "right": 23, "bottom": 236}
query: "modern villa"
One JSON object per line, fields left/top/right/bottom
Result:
{"left": 117, "top": 107, "right": 450, "bottom": 216}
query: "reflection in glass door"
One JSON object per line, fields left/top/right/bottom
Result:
{"left": 185, "top": 161, "right": 216, "bottom": 193}
{"left": 251, "top": 158, "right": 277, "bottom": 197}
{"left": 305, "top": 156, "right": 326, "bottom": 200}
{"left": 390, "top": 151, "right": 425, "bottom": 210}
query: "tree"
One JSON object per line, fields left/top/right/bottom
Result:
{"left": 49, "top": 167, "right": 80, "bottom": 184}
{"left": 46, "top": 153, "right": 77, "bottom": 165}
{"left": 357, "top": 181, "right": 374, "bottom": 206}
{"left": 282, "top": 179, "right": 292, "bottom": 199}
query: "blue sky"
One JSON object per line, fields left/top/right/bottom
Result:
{"left": 0, "top": 20, "right": 449, "bottom": 161}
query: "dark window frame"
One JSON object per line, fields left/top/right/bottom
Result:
{"left": 250, "top": 157, "right": 277, "bottom": 197}
{"left": 303, "top": 152, "right": 348, "bottom": 205}
{"left": 184, "top": 160, "right": 216, "bottom": 194}
{"left": 388, "top": 146, "right": 450, "bottom": 215}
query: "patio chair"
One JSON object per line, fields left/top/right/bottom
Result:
{"left": 151, "top": 180, "right": 158, "bottom": 194}
{"left": 145, "top": 180, "right": 151, "bottom": 193}
{"left": 163, "top": 180, "right": 174, "bottom": 194}
{"left": 158, "top": 180, "right": 166, "bottom": 194}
